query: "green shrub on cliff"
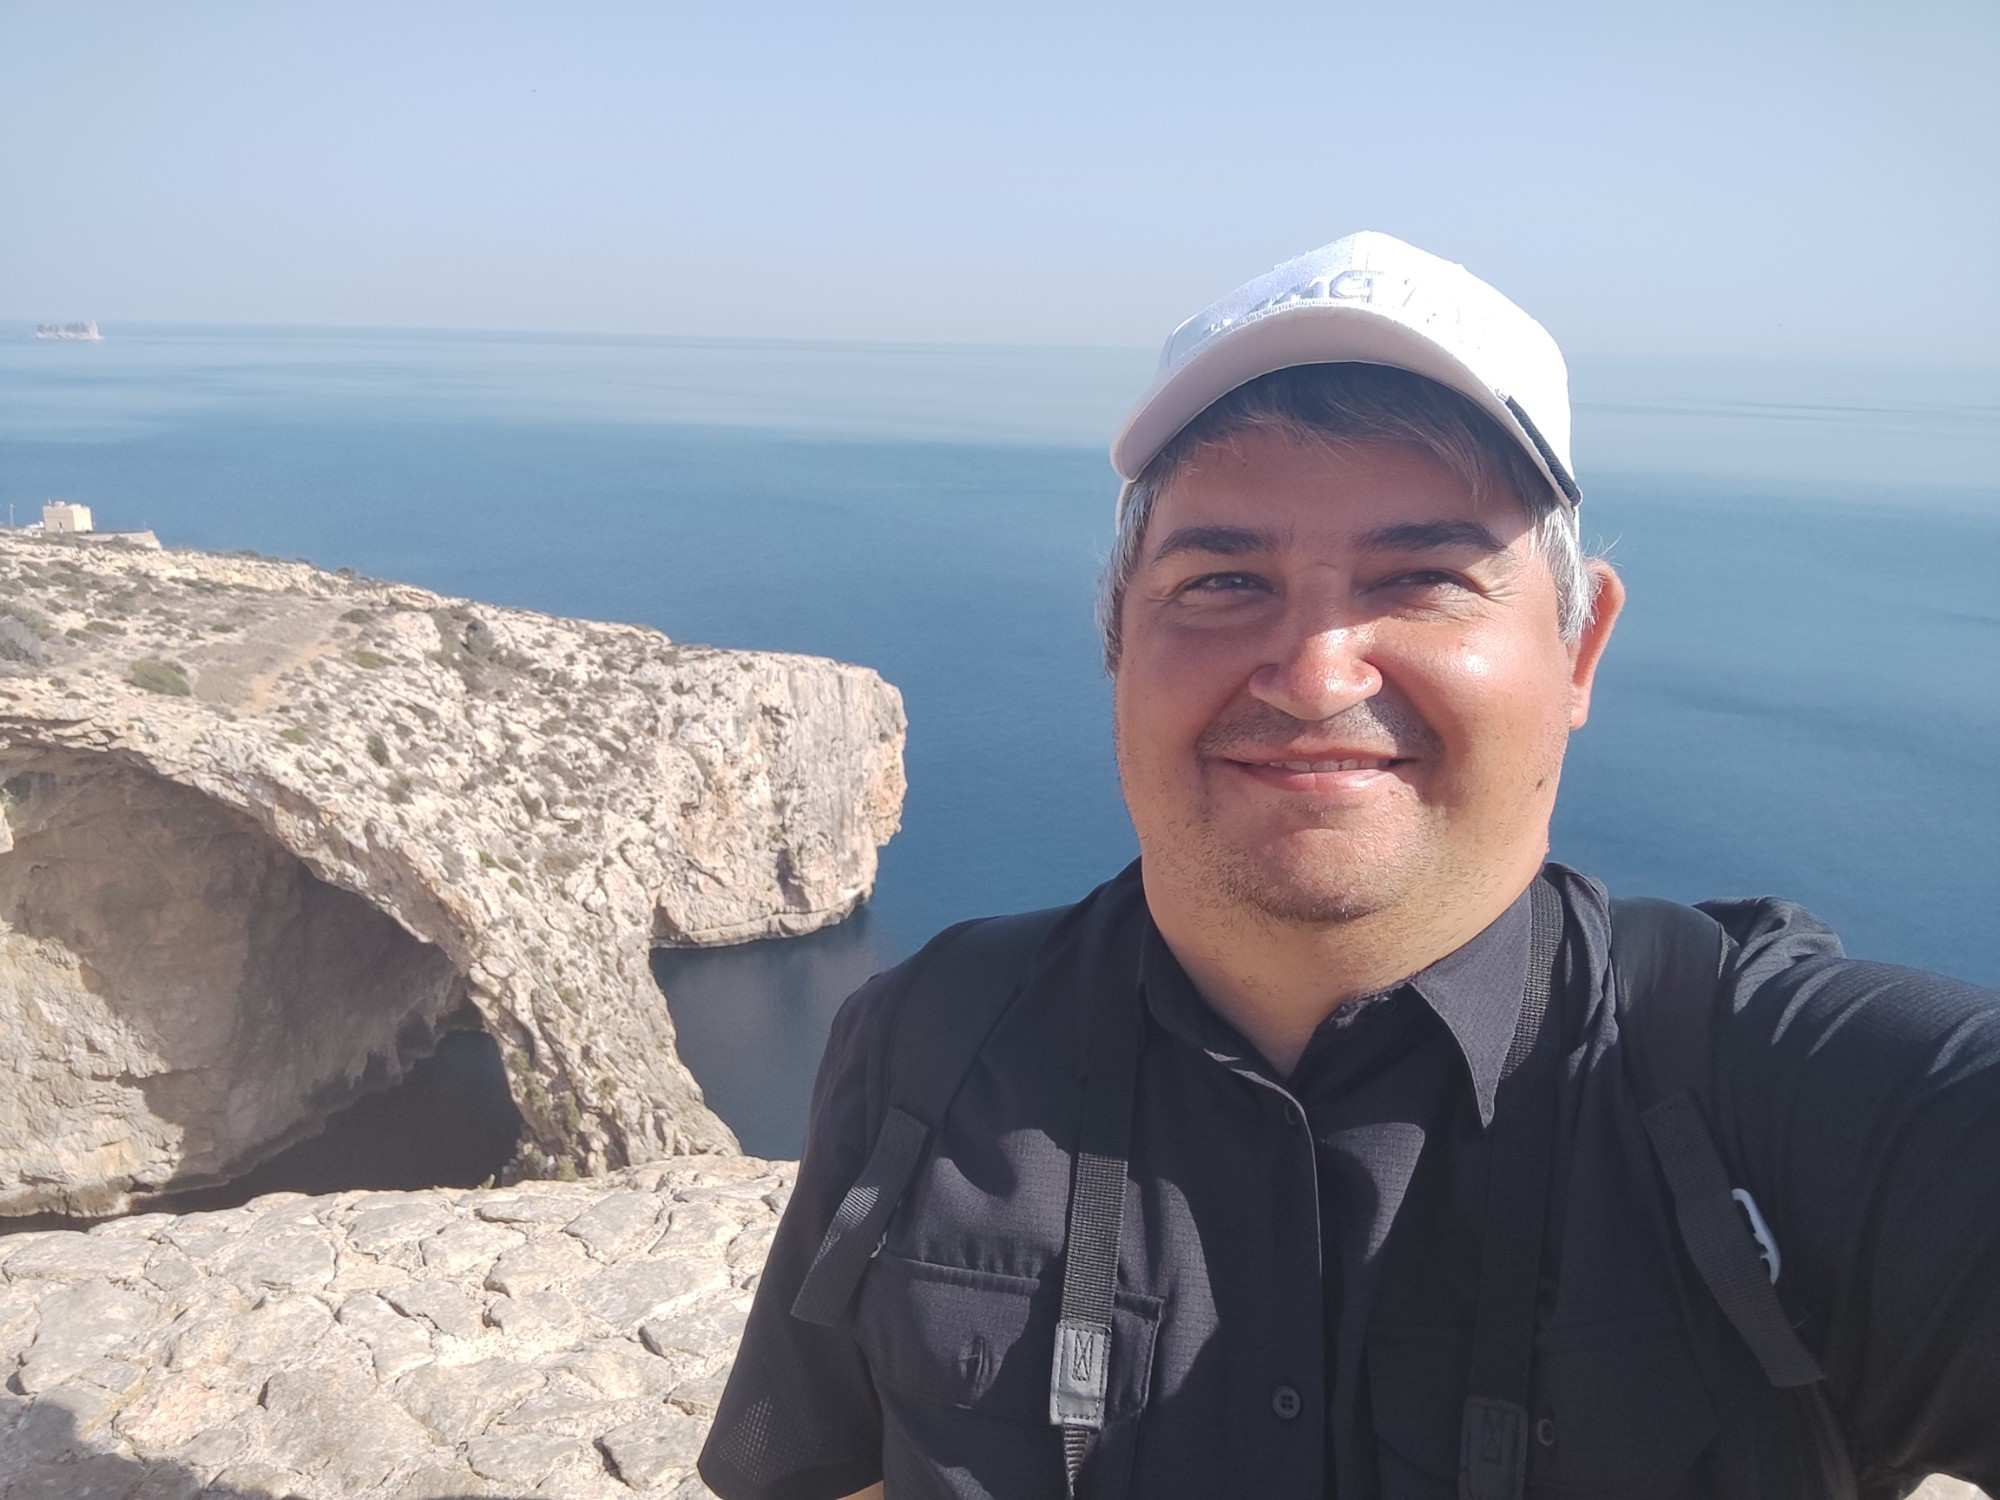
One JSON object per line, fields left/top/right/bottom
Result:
{"left": 129, "top": 658, "right": 192, "bottom": 696}
{"left": 0, "top": 601, "right": 51, "bottom": 638}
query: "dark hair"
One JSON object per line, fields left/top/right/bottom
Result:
{"left": 1098, "top": 363, "right": 1592, "bottom": 670}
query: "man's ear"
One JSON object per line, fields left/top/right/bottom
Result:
{"left": 1567, "top": 560, "right": 1624, "bottom": 730}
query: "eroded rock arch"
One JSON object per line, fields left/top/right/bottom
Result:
{"left": 0, "top": 751, "right": 479, "bottom": 1216}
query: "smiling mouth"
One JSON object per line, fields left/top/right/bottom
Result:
{"left": 1256, "top": 757, "right": 1398, "bottom": 773}
{"left": 1217, "top": 752, "right": 1418, "bottom": 796}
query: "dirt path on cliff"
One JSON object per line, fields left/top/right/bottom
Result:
{"left": 191, "top": 604, "right": 348, "bottom": 715}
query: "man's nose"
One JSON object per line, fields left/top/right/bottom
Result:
{"left": 1247, "top": 619, "right": 1381, "bottom": 722}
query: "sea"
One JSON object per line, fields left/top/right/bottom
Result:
{"left": 3, "top": 326, "right": 1996, "bottom": 1159}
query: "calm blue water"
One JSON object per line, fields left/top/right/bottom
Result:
{"left": 5, "top": 326, "right": 1996, "bottom": 1156}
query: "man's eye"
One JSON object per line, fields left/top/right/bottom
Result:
{"left": 1380, "top": 569, "right": 1467, "bottom": 592}
{"left": 1183, "top": 571, "right": 1265, "bottom": 594}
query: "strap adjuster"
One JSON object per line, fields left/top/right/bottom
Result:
{"left": 1050, "top": 1317, "right": 1111, "bottom": 1429}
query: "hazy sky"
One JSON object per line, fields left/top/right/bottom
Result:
{"left": 4, "top": 1, "right": 1995, "bottom": 362}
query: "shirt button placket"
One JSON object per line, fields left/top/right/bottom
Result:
{"left": 1238, "top": 1075, "right": 1324, "bottom": 1497}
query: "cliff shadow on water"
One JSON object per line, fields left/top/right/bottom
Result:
{"left": 655, "top": 902, "right": 901, "bottom": 1161}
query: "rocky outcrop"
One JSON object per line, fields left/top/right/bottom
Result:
{"left": 0, "top": 1161, "right": 791, "bottom": 1498}
{"left": 0, "top": 532, "right": 905, "bottom": 1218}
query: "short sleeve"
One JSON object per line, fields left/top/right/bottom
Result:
{"left": 1703, "top": 899, "right": 2000, "bottom": 1490}
{"left": 697, "top": 968, "right": 900, "bottom": 1500}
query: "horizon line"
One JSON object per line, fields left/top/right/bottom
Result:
{"left": 6, "top": 317, "right": 2000, "bottom": 374}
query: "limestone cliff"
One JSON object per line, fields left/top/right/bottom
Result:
{"left": 0, "top": 532, "right": 905, "bottom": 1218}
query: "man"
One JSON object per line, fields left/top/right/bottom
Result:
{"left": 699, "top": 233, "right": 2000, "bottom": 1499}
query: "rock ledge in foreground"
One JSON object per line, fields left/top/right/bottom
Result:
{"left": 0, "top": 1158, "right": 794, "bottom": 1497}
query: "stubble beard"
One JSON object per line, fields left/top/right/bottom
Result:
{"left": 1128, "top": 696, "right": 1450, "bottom": 930}
{"left": 1179, "top": 804, "right": 1444, "bottom": 928}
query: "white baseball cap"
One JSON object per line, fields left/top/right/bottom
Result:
{"left": 1111, "top": 230, "right": 1581, "bottom": 508}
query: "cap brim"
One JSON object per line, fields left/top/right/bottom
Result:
{"left": 1109, "top": 302, "right": 1571, "bottom": 508}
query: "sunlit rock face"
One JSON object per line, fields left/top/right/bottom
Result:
{"left": 0, "top": 533, "right": 905, "bottom": 1216}
{"left": 0, "top": 754, "right": 471, "bottom": 1216}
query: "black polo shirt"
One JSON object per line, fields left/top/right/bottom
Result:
{"left": 700, "top": 862, "right": 2000, "bottom": 1500}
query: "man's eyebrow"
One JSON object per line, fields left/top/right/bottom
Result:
{"left": 1148, "top": 524, "right": 1277, "bottom": 562}
{"left": 1357, "top": 519, "right": 1508, "bottom": 554}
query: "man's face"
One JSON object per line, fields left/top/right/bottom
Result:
{"left": 1112, "top": 427, "right": 1619, "bottom": 931}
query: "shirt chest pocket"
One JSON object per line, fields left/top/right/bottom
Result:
{"left": 1368, "top": 1315, "right": 1718, "bottom": 1499}
{"left": 856, "top": 1252, "right": 1162, "bottom": 1500}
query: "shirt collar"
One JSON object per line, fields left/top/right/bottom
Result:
{"left": 1399, "top": 885, "right": 1532, "bottom": 1128}
{"left": 1138, "top": 882, "right": 1534, "bottom": 1128}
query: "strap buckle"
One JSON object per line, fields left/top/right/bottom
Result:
{"left": 1050, "top": 1317, "right": 1111, "bottom": 1429}
{"left": 1460, "top": 1396, "right": 1530, "bottom": 1500}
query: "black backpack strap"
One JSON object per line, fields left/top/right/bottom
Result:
{"left": 1459, "top": 876, "right": 1566, "bottom": 1500}
{"left": 791, "top": 906, "right": 1066, "bottom": 1327}
{"left": 1049, "top": 948, "right": 1145, "bottom": 1495}
{"left": 1609, "top": 898, "right": 1826, "bottom": 1389}
{"left": 1605, "top": 898, "right": 1722, "bottom": 1108}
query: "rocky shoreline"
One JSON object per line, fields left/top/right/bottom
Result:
{"left": 0, "top": 1158, "right": 796, "bottom": 1498}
